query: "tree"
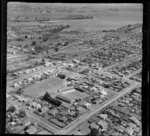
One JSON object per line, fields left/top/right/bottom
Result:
{"left": 7, "top": 106, "right": 16, "bottom": 113}
{"left": 25, "top": 35, "right": 28, "bottom": 39}
{"left": 9, "top": 116, "right": 14, "bottom": 122}
{"left": 38, "top": 108, "right": 42, "bottom": 112}
{"left": 16, "top": 88, "right": 23, "bottom": 95}
{"left": 89, "top": 128, "right": 101, "bottom": 136}
{"left": 43, "top": 92, "right": 62, "bottom": 106}
{"left": 43, "top": 37, "right": 48, "bottom": 42}
{"left": 31, "top": 41, "right": 36, "bottom": 46}
{"left": 66, "top": 25, "right": 70, "bottom": 28}
{"left": 43, "top": 91, "right": 51, "bottom": 100}
{"left": 17, "top": 38, "right": 23, "bottom": 41}
{"left": 35, "top": 45, "right": 43, "bottom": 53}
{"left": 42, "top": 58, "right": 45, "bottom": 64}
{"left": 74, "top": 105, "right": 79, "bottom": 117}
{"left": 57, "top": 73, "right": 66, "bottom": 79}
{"left": 54, "top": 47, "right": 59, "bottom": 52}
{"left": 5, "top": 126, "right": 13, "bottom": 134}
{"left": 64, "top": 42, "right": 69, "bottom": 46}
{"left": 18, "top": 110, "right": 26, "bottom": 118}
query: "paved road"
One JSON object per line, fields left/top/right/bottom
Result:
{"left": 18, "top": 68, "right": 139, "bottom": 135}
{"left": 7, "top": 38, "right": 121, "bottom": 86}
{"left": 23, "top": 105, "right": 57, "bottom": 134}
{"left": 92, "top": 68, "right": 134, "bottom": 84}
{"left": 56, "top": 82, "right": 140, "bottom": 135}
{"left": 105, "top": 55, "right": 141, "bottom": 71}
{"left": 7, "top": 64, "right": 61, "bottom": 86}
{"left": 125, "top": 68, "right": 142, "bottom": 79}
{"left": 7, "top": 31, "right": 141, "bottom": 135}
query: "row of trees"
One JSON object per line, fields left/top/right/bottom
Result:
{"left": 43, "top": 92, "right": 62, "bottom": 106}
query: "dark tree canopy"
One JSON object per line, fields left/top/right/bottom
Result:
{"left": 43, "top": 91, "right": 52, "bottom": 100}
{"left": 25, "top": 35, "right": 28, "bottom": 39}
{"left": 89, "top": 128, "right": 101, "bottom": 136}
{"left": 18, "top": 110, "right": 26, "bottom": 118}
{"left": 54, "top": 47, "right": 59, "bottom": 52}
{"left": 43, "top": 92, "right": 62, "bottom": 106}
{"left": 57, "top": 73, "right": 66, "bottom": 79}
{"left": 7, "top": 106, "right": 16, "bottom": 113}
{"left": 31, "top": 41, "right": 36, "bottom": 46}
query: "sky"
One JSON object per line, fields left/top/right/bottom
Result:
{"left": 8, "top": 2, "right": 143, "bottom": 11}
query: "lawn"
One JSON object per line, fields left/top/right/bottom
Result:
{"left": 62, "top": 89, "right": 89, "bottom": 100}
{"left": 23, "top": 77, "right": 65, "bottom": 98}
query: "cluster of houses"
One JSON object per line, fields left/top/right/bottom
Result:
{"left": 72, "top": 87, "right": 141, "bottom": 136}
{"left": 13, "top": 69, "right": 57, "bottom": 90}
{"left": 12, "top": 61, "right": 52, "bottom": 77}
{"left": 110, "top": 58, "right": 142, "bottom": 77}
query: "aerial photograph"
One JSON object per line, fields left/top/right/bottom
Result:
{"left": 6, "top": 3, "right": 142, "bottom": 135}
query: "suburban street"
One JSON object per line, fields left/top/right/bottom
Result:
{"left": 57, "top": 81, "right": 140, "bottom": 135}
{"left": 125, "top": 68, "right": 142, "bottom": 78}
{"left": 23, "top": 105, "right": 58, "bottom": 134}
{"left": 105, "top": 55, "right": 141, "bottom": 71}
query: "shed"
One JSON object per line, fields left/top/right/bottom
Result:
{"left": 21, "top": 118, "right": 31, "bottom": 126}
{"left": 61, "top": 102, "right": 72, "bottom": 109}
{"left": 55, "top": 95, "right": 73, "bottom": 103}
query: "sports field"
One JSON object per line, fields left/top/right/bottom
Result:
{"left": 62, "top": 89, "right": 89, "bottom": 100}
{"left": 23, "top": 77, "right": 65, "bottom": 98}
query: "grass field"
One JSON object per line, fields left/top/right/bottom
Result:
{"left": 23, "top": 77, "right": 65, "bottom": 98}
{"left": 62, "top": 89, "right": 89, "bottom": 100}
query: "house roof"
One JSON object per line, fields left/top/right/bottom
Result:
{"left": 26, "top": 126, "right": 37, "bottom": 134}
{"left": 36, "top": 130, "right": 51, "bottom": 135}
{"left": 62, "top": 102, "right": 72, "bottom": 109}
{"left": 90, "top": 123, "right": 99, "bottom": 129}
{"left": 21, "top": 117, "right": 30, "bottom": 125}
{"left": 76, "top": 131, "right": 84, "bottom": 135}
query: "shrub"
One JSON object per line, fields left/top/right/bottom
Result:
{"left": 7, "top": 106, "right": 16, "bottom": 113}
{"left": 18, "top": 110, "right": 26, "bottom": 118}
{"left": 43, "top": 92, "right": 62, "bottom": 106}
